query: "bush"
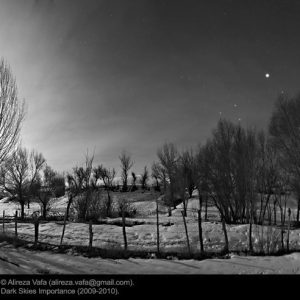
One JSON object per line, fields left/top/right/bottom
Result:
{"left": 116, "top": 198, "right": 137, "bottom": 218}
{"left": 71, "top": 192, "right": 138, "bottom": 221}
{"left": 72, "top": 190, "right": 104, "bottom": 222}
{"left": 254, "top": 224, "right": 281, "bottom": 254}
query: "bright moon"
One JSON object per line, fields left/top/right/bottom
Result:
{"left": 265, "top": 73, "right": 270, "bottom": 78}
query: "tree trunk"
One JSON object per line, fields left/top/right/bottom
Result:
{"left": 156, "top": 179, "right": 160, "bottom": 191}
{"left": 268, "top": 203, "right": 272, "bottom": 225}
{"left": 297, "top": 198, "right": 300, "bottom": 223}
{"left": 188, "top": 186, "right": 193, "bottom": 198}
{"left": 168, "top": 206, "right": 172, "bottom": 217}
{"left": 14, "top": 211, "right": 18, "bottom": 237}
{"left": 43, "top": 203, "right": 47, "bottom": 220}
{"left": 106, "top": 190, "right": 111, "bottom": 217}
{"left": 205, "top": 194, "right": 208, "bottom": 221}
{"left": 259, "top": 195, "right": 264, "bottom": 223}
{"left": 89, "top": 220, "right": 93, "bottom": 251}
{"left": 65, "top": 195, "right": 73, "bottom": 221}
{"left": 156, "top": 200, "right": 160, "bottom": 255}
{"left": 261, "top": 194, "right": 271, "bottom": 224}
{"left": 281, "top": 227, "right": 285, "bottom": 251}
{"left": 249, "top": 214, "right": 253, "bottom": 253}
{"left": 221, "top": 215, "right": 229, "bottom": 253}
{"left": 182, "top": 193, "right": 187, "bottom": 217}
{"left": 273, "top": 201, "right": 277, "bottom": 225}
{"left": 34, "top": 218, "right": 39, "bottom": 246}
{"left": 20, "top": 202, "right": 25, "bottom": 220}
{"left": 2, "top": 210, "right": 4, "bottom": 233}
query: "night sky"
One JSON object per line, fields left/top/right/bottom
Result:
{"left": 1, "top": 0, "right": 300, "bottom": 175}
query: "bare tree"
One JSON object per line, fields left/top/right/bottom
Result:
{"left": 193, "top": 145, "right": 205, "bottom": 253}
{"left": 1, "top": 146, "right": 46, "bottom": 219}
{"left": 60, "top": 153, "right": 94, "bottom": 246}
{"left": 157, "top": 142, "right": 179, "bottom": 210}
{"left": 203, "top": 119, "right": 258, "bottom": 224}
{"left": 93, "top": 165, "right": 116, "bottom": 217}
{"left": 256, "top": 131, "right": 279, "bottom": 224}
{"left": 269, "top": 94, "right": 300, "bottom": 221}
{"left": 72, "top": 152, "right": 94, "bottom": 221}
{"left": 181, "top": 149, "right": 196, "bottom": 198}
{"left": 140, "top": 166, "right": 149, "bottom": 190}
{"left": 151, "top": 162, "right": 161, "bottom": 191}
{"left": 32, "top": 165, "right": 65, "bottom": 219}
{"left": 275, "top": 169, "right": 290, "bottom": 251}
{"left": 0, "top": 59, "right": 25, "bottom": 165}
{"left": 119, "top": 150, "right": 134, "bottom": 192}
{"left": 131, "top": 171, "right": 138, "bottom": 191}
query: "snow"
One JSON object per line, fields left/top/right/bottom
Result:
{"left": 0, "top": 191, "right": 300, "bottom": 273}
{"left": 0, "top": 241, "right": 300, "bottom": 274}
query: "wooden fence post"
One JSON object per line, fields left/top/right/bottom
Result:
{"left": 14, "top": 211, "right": 18, "bottom": 237}
{"left": 287, "top": 208, "right": 291, "bottom": 252}
{"left": 34, "top": 218, "right": 39, "bottom": 246}
{"left": 156, "top": 200, "right": 160, "bottom": 255}
{"left": 2, "top": 210, "right": 5, "bottom": 233}
{"left": 249, "top": 215, "right": 253, "bottom": 253}
{"left": 122, "top": 207, "right": 127, "bottom": 251}
{"left": 181, "top": 210, "right": 191, "bottom": 257}
{"left": 198, "top": 193, "right": 204, "bottom": 254}
{"left": 198, "top": 210, "right": 204, "bottom": 254}
{"left": 89, "top": 220, "right": 93, "bottom": 251}
{"left": 60, "top": 195, "right": 73, "bottom": 247}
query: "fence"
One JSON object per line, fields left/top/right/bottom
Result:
{"left": 0, "top": 204, "right": 298, "bottom": 258}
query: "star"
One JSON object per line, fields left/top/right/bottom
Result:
{"left": 265, "top": 73, "right": 270, "bottom": 78}
{"left": 233, "top": 104, "right": 237, "bottom": 108}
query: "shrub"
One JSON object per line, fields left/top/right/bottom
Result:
{"left": 117, "top": 198, "right": 137, "bottom": 218}
{"left": 254, "top": 224, "right": 281, "bottom": 254}
{"left": 72, "top": 190, "right": 104, "bottom": 222}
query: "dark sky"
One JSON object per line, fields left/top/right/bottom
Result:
{"left": 1, "top": 0, "right": 300, "bottom": 176}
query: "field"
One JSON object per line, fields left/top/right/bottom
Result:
{"left": 0, "top": 190, "right": 300, "bottom": 274}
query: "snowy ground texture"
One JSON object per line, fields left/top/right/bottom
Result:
{"left": 0, "top": 191, "right": 300, "bottom": 273}
{"left": 1, "top": 241, "right": 300, "bottom": 274}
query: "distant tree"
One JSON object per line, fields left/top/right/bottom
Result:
{"left": 1, "top": 146, "right": 46, "bottom": 219}
{"left": 151, "top": 162, "right": 162, "bottom": 192}
{"left": 61, "top": 152, "right": 94, "bottom": 245}
{"left": 119, "top": 151, "right": 134, "bottom": 192}
{"left": 269, "top": 94, "right": 300, "bottom": 221}
{"left": 71, "top": 153, "right": 94, "bottom": 221}
{"left": 157, "top": 142, "right": 179, "bottom": 211}
{"left": 192, "top": 145, "right": 207, "bottom": 253}
{"left": 32, "top": 165, "right": 65, "bottom": 219}
{"left": 203, "top": 119, "right": 258, "bottom": 224}
{"left": 140, "top": 166, "right": 149, "bottom": 190}
{"left": 181, "top": 149, "right": 196, "bottom": 198}
{"left": 176, "top": 159, "right": 189, "bottom": 217}
{"left": 0, "top": 59, "right": 25, "bottom": 165}
{"left": 131, "top": 172, "right": 138, "bottom": 191}
{"left": 256, "top": 131, "right": 280, "bottom": 224}
{"left": 93, "top": 165, "right": 116, "bottom": 217}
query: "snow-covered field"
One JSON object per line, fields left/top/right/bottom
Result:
{"left": 1, "top": 192, "right": 300, "bottom": 273}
